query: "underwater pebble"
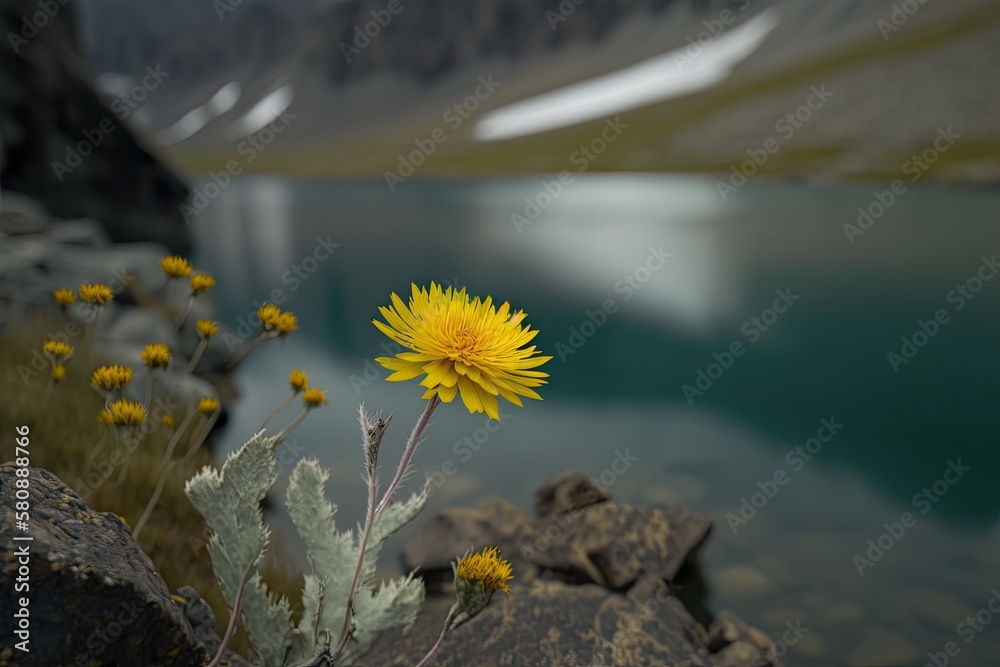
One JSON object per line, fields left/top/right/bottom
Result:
{"left": 844, "top": 628, "right": 920, "bottom": 667}
{"left": 712, "top": 565, "right": 771, "bottom": 599}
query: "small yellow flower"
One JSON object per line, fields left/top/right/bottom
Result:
{"left": 302, "top": 388, "right": 327, "bottom": 407}
{"left": 196, "top": 319, "right": 218, "bottom": 339}
{"left": 53, "top": 288, "right": 76, "bottom": 307}
{"left": 91, "top": 365, "right": 133, "bottom": 390}
{"left": 97, "top": 408, "right": 114, "bottom": 425}
{"left": 79, "top": 283, "right": 113, "bottom": 306}
{"left": 257, "top": 303, "right": 281, "bottom": 329}
{"left": 275, "top": 312, "right": 298, "bottom": 335}
{"left": 162, "top": 414, "right": 176, "bottom": 428}
{"left": 189, "top": 273, "right": 215, "bottom": 294}
{"left": 52, "top": 364, "right": 67, "bottom": 383}
{"left": 161, "top": 256, "right": 193, "bottom": 278}
{"left": 43, "top": 339, "right": 73, "bottom": 360}
{"left": 106, "top": 399, "right": 147, "bottom": 425}
{"left": 141, "top": 343, "right": 171, "bottom": 369}
{"left": 455, "top": 546, "right": 513, "bottom": 596}
{"left": 197, "top": 398, "right": 219, "bottom": 414}
{"left": 374, "top": 283, "right": 552, "bottom": 420}
{"left": 289, "top": 369, "right": 308, "bottom": 392}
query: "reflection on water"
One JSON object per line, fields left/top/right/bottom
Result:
{"left": 192, "top": 175, "right": 1000, "bottom": 666}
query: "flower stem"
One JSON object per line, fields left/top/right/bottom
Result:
{"left": 133, "top": 461, "right": 173, "bottom": 540}
{"left": 182, "top": 411, "right": 220, "bottom": 464}
{"left": 184, "top": 338, "right": 208, "bottom": 374}
{"left": 226, "top": 332, "right": 270, "bottom": 371}
{"left": 273, "top": 406, "right": 308, "bottom": 442}
{"left": 133, "top": 409, "right": 197, "bottom": 539}
{"left": 413, "top": 603, "right": 459, "bottom": 667}
{"left": 332, "top": 397, "right": 439, "bottom": 664}
{"left": 144, "top": 370, "right": 155, "bottom": 413}
{"left": 207, "top": 570, "right": 251, "bottom": 667}
{"left": 175, "top": 295, "right": 195, "bottom": 330}
{"left": 260, "top": 391, "right": 296, "bottom": 432}
{"left": 375, "top": 396, "right": 439, "bottom": 517}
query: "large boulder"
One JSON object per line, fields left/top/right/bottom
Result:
{"left": 368, "top": 471, "right": 780, "bottom": 667}
{"left": 0, "top": 464, "right": 248, "bottom": 667}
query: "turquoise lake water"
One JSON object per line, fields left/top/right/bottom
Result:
{"left": 191, "top": 174, "right": 1000, "bottom": 666}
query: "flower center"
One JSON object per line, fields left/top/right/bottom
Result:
{"left": 451, "top": 329, "right": 477, "bottom": 361}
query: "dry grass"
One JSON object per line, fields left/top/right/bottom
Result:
{"left": 0, "top": 315, "right": 303, "bottom": 659}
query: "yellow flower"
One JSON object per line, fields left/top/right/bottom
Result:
{"left": 43, "top": 339, "right": 73, "bottom": 360}
{"left": 53, "top": 288, "right": 76, "bottom": 307}
{"left": 257, "top": 303, "right": 281, "bottom": 329}
{"left": 79, "top": 283, "right": 112, "bottom": 305}
{"left": 52, "top": 363, "right": 67, "bottom": 383}
{"left": 161, "top": 256, "right": 193, "bottom": 278}
{"left": 196, "top": 319, "right": 218, "bottom": 339}
{"left": 189, "top": 273, "right": 215, "bottom": 294}
{"left": 141, "top": 343, "right": 171, "bottom": 369}
{"left": 373, "top": 283, "right": 552, "bottom": 420}
{"left": 97, "top": 408, "right": 114, "bottom": 425}
{"left": 91, "top": 365, "right": 133, "bottom": 390}
{"left": 302, "top": 388, "right": 327, "bottom": 407}
{"left": 455, "top": 546, "right": 513, "bottom": 596}
{"left": 197, "top": 398, "right": 219, "bottom": 414}
{"left": 162, "top": 414, "right": 176, "bottom": 428}
{"left": 106, "top": 399, "right": 147, "bottom": 425}
{"left": 275, "top": 312, "right": 297, "bottom": 335}
{"left": 289, "top": 369, "right": 308, "bottom": 391}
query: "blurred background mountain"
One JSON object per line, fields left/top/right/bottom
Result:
{"left": 73, "top": 0, "right": 1000, "bottom": 182}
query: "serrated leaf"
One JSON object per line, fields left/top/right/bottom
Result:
{"left": 185, "top": 432, "right": 294, "bottom": 666}
{"left": 285, "top": 459, "right": 355, "bottom": 659}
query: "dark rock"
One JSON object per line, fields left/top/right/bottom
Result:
{"left": 391, "top": 471, "right": 779, "bottom": 667}
{"left": 403, "top": 498, "right": 535, "bottom": 590}
{"left": 529, "top": 502, "right": 713, "bottom": 589}
{"left": 534, "top": 469, "right": 610, "bottom": 518}
{"left": 360, "top": 576, "right": 777, "bottom": 667}
{"left": 0, "top": 0, "right": 191, "bottom": 251}
{"left": 0, "top": 464, "right": 244, "bottom": 666}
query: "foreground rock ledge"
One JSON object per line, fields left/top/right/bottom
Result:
{"left": 0, "top": 464, "right": 247, "bottom": 667}
{"left": 362, "top": 470, "right": 781, "bottom": 667}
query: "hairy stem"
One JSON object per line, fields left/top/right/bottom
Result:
{"left": 413, "top": 603, "right": 459, "bottom": 667}
{"left": 260, "top": 391, "right": 296, "bottom": 432}
{"left": 184, "top": 338, "right": 209, "bottom": 374}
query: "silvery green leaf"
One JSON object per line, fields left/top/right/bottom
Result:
{"left": 185, "top": 432, "right": 294, "bottom": 666}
